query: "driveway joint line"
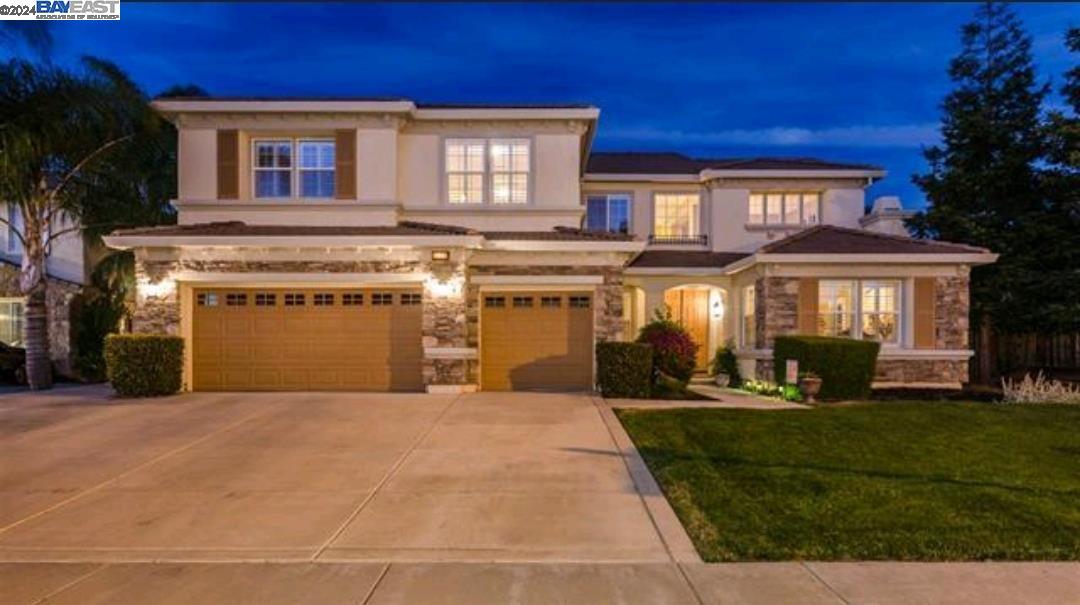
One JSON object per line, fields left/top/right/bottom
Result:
{"left": 312, "top": 394, "right": 462, "bottom": 561}
{"left": 801, "top": 561, "right": 853, "bottom": 605}
{"left": 28, "top": 562, "right": 108, "bottom": 605}
{"left": 358, "top": 562, "right": 391, "bottom": 605}
{"left": 0, "top": 403, "right": 279, "bottom": 537}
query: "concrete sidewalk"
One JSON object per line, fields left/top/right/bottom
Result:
{"left": 5, "top": 561, "right": 1079, "bottom": 604}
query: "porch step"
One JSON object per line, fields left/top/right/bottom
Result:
{"left": 690, "top": 375, "right": 714, "bottom": 385}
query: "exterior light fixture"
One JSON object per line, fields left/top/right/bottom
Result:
{"left": 431, "top": 250, "right": 451, "bottom": 262}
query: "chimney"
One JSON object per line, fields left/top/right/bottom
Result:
{"left": 859, "top": 196, "right": 914, "bottom": 237}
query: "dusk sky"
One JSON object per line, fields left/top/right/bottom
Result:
{"left": 20, "top": 2, "right": 1079, "bottom": 209}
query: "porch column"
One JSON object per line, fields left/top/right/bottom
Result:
{"left": 642, "top": 283, "right": 668, "bottom": 322}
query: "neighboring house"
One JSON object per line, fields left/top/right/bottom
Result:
{"left": 103, "top": 98, "right": 996, "bottom": 393}
{"left": 0, "top": 204, "right": 87, "bottom": 375}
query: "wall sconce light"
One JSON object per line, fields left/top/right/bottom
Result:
{"left": 136, "top": 276, "right": 176, "bottom": 300}
{"left": 424, "top": 275, "right": 464, "bottom": 298}
{"left": 431, "top": 250, "right": 451, "bottom": 262}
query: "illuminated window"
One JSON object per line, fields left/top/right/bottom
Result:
{"left": 445, "top": 138, "right": 530, "bottom": 204}
{"left": 748, "top": 192, "right": 820, "bottom": 226}
{"left": 653, "top": 194, "right": 700, "bottom": 238}
{"left": 0, "top": 298, "right": 24, "bottom": 346}
{"left": 741, "top": 286, "right": 756, "bottom": 347}
{"left": 818, "top": 279, "right": 901, "bottom": 344}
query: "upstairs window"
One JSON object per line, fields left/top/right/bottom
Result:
{"left": 445, "top": 138, "right": 530, "bottom": 205}
{"left": 748, "top": 192, "right": 820, "bottom": 227}
{"left": 653, "top": 193, "right": 700, "bottom": 238}
{"left": 253, "top": 139, "right": 334, "bottom": 199}
{"left": 6, "top": 204, "right": 24, "bottom": 255}
{"left": 585, "top": 194, "right": 630, "bottom": 234}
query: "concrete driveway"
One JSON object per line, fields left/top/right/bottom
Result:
{"left": 0, "top": 386, "right": 677, "bottom": 564}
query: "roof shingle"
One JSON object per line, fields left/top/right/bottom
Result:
{"left": 629, "top": 250, "right": 751, "bottom": 269}
{"left": 760, "top": 225, "right": 989, "bottom": 255}
{"left": 585, "top": 152, "right": 882, "bottom": 175}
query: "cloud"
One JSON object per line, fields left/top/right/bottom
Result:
{"left": 603, "top": 123, "right": 941, "bottom": 148}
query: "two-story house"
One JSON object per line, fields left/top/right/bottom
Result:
{"left": 103, "top": 98, "right": 996, "bottom": 393}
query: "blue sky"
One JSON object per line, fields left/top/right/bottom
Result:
{"left": 20, "top": 2, "right": 1080, "bottom": 208}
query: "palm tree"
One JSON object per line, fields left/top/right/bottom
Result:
{"left": 0, "top": 57, "right": 157, "bottom": 389}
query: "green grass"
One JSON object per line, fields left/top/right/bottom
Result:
{"left": 616, "top": 402, "right": 1080, "bottom": 561}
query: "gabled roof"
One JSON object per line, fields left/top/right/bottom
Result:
{"left": 758, "top": 225, "right": 989, "bottom": 255}
{"left": 585, "top": 151, "right": 882, "bottom": 175}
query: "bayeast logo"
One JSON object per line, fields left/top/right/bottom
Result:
{"left": 36, "top": 0, "right": 119, "bottom": 19}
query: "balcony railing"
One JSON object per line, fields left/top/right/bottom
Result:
{"left": 648, "top": 234, "right": 709, "bottom": 246}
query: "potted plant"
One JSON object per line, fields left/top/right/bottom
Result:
{"left": 711, "top": 341, "right": 741, "bottom": 388}
{"left": 797, "top": 371, "right": 823, "bottom": 403}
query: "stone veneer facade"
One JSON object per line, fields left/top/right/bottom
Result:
{"left": 133, "top": 255, "right": 626, "bottom": 390}
{"left": 751, "top": 273, "right": 972, "bottom": 386}
{"left": 0, "top": 262, "right": 82, "bottom": 377}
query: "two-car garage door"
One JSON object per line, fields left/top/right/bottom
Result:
{"left": 192, "top": 287, "right": 423, "bottom": 391}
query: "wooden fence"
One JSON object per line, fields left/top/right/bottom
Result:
{"left": 973, "top": 331, "right": 1080, "bottom": 384}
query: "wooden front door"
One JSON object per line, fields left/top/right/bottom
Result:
{"left": 665, "top": 288, "right": 711, "bottom": 370}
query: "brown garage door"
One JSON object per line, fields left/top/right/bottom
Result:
{"left": 480, "top": 291, "right": 593, "bottom": 391}
{"left": 192, "top": 288, "right": 422, "bottom": 391}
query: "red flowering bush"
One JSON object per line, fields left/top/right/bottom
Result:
{"left": 636, "top": 309, "right": 699, "bottom": 383}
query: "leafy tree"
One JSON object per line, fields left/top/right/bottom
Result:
{"left": 908, "top": 2, "right": 1073, "bottom": 338}
{"left": 0, "top": 57, "right": 159, "bottom": 389}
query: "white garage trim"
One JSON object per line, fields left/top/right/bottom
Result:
{"left": 470, "top": 275, "right": 604, "bottom": 286}
{"left": 172, "top": 272, "right": 425, "bottom": 286}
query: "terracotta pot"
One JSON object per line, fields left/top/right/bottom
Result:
{"left": 798, "top": 376, "right": 823, "bottom": 403}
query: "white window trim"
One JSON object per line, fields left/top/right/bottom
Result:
{"left": 747, "top": 191, "right": 821, "bottom": 228}
{"left": 652, "top": 192, "right": 702, "bottom": 239}
{"left": 819, "top": 278, "right": 903, "bottom": 347}
{"left": 740, "top": 285, "right": 756, "bottom": 348}
{"left": 441, "top": 137, "right": 534, "bottom": 206}
{"left": 251, "top": 138, "right": 335, "bottom": 200}
{"left": 583, "top": 192, "right": 632, "bottom": 233}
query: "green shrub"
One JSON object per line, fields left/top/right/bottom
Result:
{"left": 105, "top": 334, "right": 184, "bottom": 397}
{"left": 773, "top": 336, "right": 880, "bottom": 400}
{"left": 740, "top": 379, "right": 803, "bottom": 402}
{"left": 711, "top": 341, "right": 741, "bottom": 386}
{"left": 636, "top": 308, "right": 698, "bottom": 384}
{"left": 595, "top": 342, "right": 653, "bottom": 398}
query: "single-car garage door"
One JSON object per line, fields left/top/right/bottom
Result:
{"left": 193, "top": 288, "right": 422, "bottom": 391}
{"left": 480, "top": 291, "right": 593, "bottom": 391}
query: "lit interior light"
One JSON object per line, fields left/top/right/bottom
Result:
{"left": 431, "top": 250, "right": 451, "bottom": 262}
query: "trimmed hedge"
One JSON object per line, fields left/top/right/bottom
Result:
{"left": 105, "top": 334, "right": 184, "bottom": 397}
{"left": 596, "top": 342, "right": 653, "bottom": 398}
{"left": 773, "top": 335, "right": 880, "bottom": 400}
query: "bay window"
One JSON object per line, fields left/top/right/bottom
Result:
{"left": 653, "top": 193, "right": 700, "bottom": 238}
{"left": 585, "top": 194, "right": 630, "bottom": 233}
{"left": 445, "top": 138, "right": 530, "bottom": 204}
{"left": 253, "top": 139, "right": 335, "bottom": 199}
{"left": 818, "top": 279, "right": 901, "bottom": 345}
{"left": 748, "top": 192, "right": 821, "bottom": 227}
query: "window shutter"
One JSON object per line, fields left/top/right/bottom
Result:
{"left": 335, "top": 129, "right": 356, "bottom": 200}
{"left": 797, "top": 278, "right": 819, "bottom": 334}
{"left": 216, "top": 130, "right": 239, "bottom": 199}
{"left": 914, "top": 277, "right": 936, "bottom": 349}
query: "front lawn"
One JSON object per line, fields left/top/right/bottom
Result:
{"left": 617, "top": 402, "right": 1080, "bottom": 561}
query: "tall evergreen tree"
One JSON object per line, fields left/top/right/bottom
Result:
{"left": 909, "top": 2, "right": 1065, "bottom": 340}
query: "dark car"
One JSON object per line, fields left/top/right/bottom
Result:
{"left": 0, "top": 342, "right": 27, "bottom": 385}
